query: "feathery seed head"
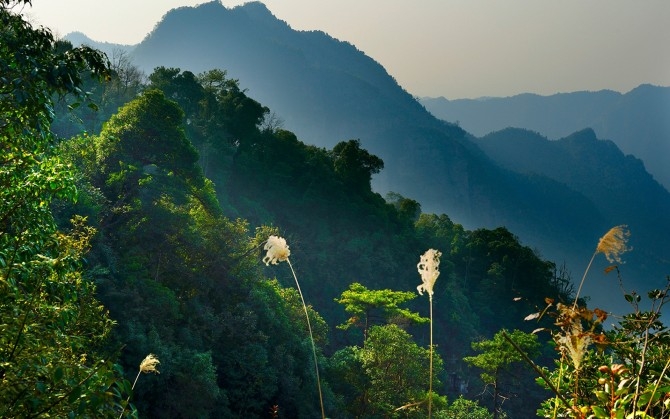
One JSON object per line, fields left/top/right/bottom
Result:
{"left": 596, "top": 225, "right": 630, "bottom": 263}
{"left": 417, "top": 249, "right": 441, "bottom": 297}
{"left": 263, "top": 235, "right": 290, "bottom": 265}
{"left": 139, "top": 354, "right": 160, "bottom": 374}
{"left": 555, "top": 304, "right": 595, "bottom": 370}
{"left": 557, "top": 323, "right": 592, "bottom": 370}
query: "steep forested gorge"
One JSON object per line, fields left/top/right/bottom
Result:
{"left": 3, "top": 3, "right": 669, "bottom": 418}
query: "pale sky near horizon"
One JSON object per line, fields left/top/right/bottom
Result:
{"left": 21, "top": 0, "right": 670, "bottom": 99}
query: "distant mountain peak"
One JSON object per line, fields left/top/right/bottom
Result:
{"left": 566, "top": 127, "right": 598, "bottom": 142}
{"left": 64, "top": 31, "right": 135, "bottom": 56}
{"left": 235, "top": 1, "right": 291, "bottom": 31}
{"left": 420, "top": 85, "right": 670, "bottom": 191}
{"left": 238, "top": 1, "right": 273, "bottom": 15}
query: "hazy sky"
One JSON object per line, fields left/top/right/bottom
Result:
{"left": 22, "top": 0, "right": 670, "bottom": 99}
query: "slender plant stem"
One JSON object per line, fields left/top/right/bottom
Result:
{"left": 632, "top": 312, "right": 654, "bottom": 411}
{"left": 573, "top": 368, "right": 580, "bottom": 412}
{"left": 287, "top": 259, "right": 325, "bottom": 419}
{"left": 573, "top": 252, "right": 596, "bottom": 310}
{"left": 644, "top": 357, "right": 670, "bottom": 414}
{"left": 118, "top": 370, "right": 142, "bottom": 419}
{"left": 428, "top": 294, "right": 433, "bottom": 419}
{"left": 553, "top": 362, "right": 564, "bottom": 419}
{"left": 131, "top": 370, "right": 142, "bottom": 392}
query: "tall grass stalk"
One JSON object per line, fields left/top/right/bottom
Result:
{"left": 264, "top": 235, "right": 325, "bottom": 419}
{"left": 287, "top": 259, "right": 325, "bottom": 419}
{"left": 118, "top": 354, "right": 160, "bottom": 419}
{"left": 417, "top": 249, "right": 441, "bottom": 419}
{"left": 573, "top": 225, "right": 630, "bottom": 309}
{"left": 429, "top": 292, "right": 434, "bottom": 416}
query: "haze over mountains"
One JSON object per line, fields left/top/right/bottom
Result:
{"left": 67, "top": 1, "right": 669, "bottom": 314}
{"left": 420, "top": 85, "right": 670, "bottom": 191}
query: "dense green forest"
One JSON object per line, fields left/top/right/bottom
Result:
{"left": 2, "top": 2, "right": 669, "bottom": 418}
{"left": 116, "top": 0, "right": 670, "bottom": 319}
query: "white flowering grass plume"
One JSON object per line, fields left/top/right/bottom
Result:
{"left": 263, "top": 235, "right": 290, "bottom": 265}
{"left": 573, "top": 225, "right": 630, "bottom": 309}
{"left": 118, "top": 354, "right": 160, "bottom": 418}
{"left": 264, "top": 235, "right": 325, "bottom": 419}
{"left": 138, "top": 354, "right": 160, "bottom": 375}
{"left": 417, "top": 249, "right": 441, "bottom": 298}
{"left": 417, "top": 248, "right": 441, "bottom": 418}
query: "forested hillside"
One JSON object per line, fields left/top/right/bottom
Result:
{"left": 66, "top": 1, "right": 670, "bottom": 315}
{"left": 5, "top": 1, "right": 670, "bottom": 418}
{"left": 474, "top": 128, "right": 670, "bottom": 308}
{"left": 116, "top": 1, "right": 595, "bottom": 234}
{"left": 56, "top": 62, "right": 566, "bottom": 417}
{"left": 3, "top": 4, "right": 569, "bottom": 416}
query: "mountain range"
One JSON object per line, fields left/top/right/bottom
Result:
{"left": 420, "top": 85, "right": 670, "bottom": 192}
{"left": 66, "top": 1, "right": 669, "bottom": 314}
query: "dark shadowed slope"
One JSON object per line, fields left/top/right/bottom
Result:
{"left": 130, "top": 1, "right": 435, "bottom": 150}
{"left": 126, "top": 1, "right": 603, "bottom": 238}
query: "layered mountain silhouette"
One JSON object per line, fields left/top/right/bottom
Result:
{"left": 475, "top": 128, "right": 670, "bottom": 308}
{"left": 421, "top": 85, "right": 670, "bottom": 192}
{"left": 65, "top": 31, "right": 135, "bottom": 56}
{"left": 67, "top": 1, "right": 669, "bottom": 314}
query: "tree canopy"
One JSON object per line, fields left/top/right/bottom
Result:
{"left": 0, "top": 4, "right": 126, "bottom": 416}
{"left": 335, "top": 282, "right": 427, "bottom": 341}
{"left": 32, "top": 50, "right": 592, "bottom": 419}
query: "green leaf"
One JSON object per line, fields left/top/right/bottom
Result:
{"left": 626, "top": 412, "right": 652, "bottom": 419}
{"left": 121, "top": 379, "right": 133, "bottom": 396}
{"left": 68, "top": 385, "right": 82, "bottom": 404}
{"left": 591, "top": 406, "right": 608, "bottom": 418}
{"left": 53, "top": 366, "right": 64, "bottom": 382}
{"left": 36, "top": 381, "right": 47, "bottom": 393}
{"left": 594, "top": 390, "right": 609, "bottom": 402}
